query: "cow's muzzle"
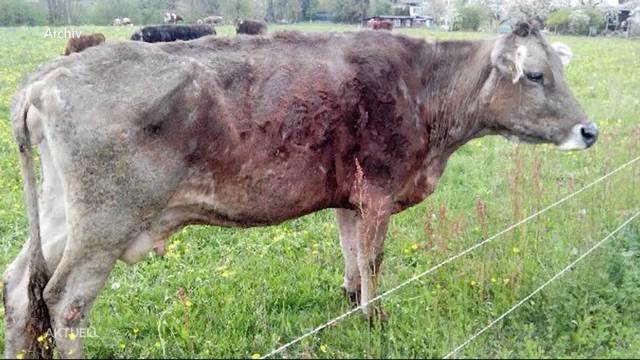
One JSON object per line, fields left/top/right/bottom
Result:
{"left": 557, "top": 122, "right": 598, "bottom": 151}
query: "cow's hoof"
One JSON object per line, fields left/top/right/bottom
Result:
{"left": 340, "top": 285, "right": 360, "bottom": 305}
{"left": 365, "top": 306, "right": 389, "bottom": 325}
{"left": 374, "top": 306, "right": 389, "bottom": 322}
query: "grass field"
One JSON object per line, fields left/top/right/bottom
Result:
{"left": 1, "top": 23, "right": 639, "bottom": 358}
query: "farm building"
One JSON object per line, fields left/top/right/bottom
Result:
{"left": 366, "top": 15, "right": 435, "bottom": 28}
{"left": 601, "top": 1, "right": 640, "bottom": 35}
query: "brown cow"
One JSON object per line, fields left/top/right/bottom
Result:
{"left": 63, "top": 33, "right": 106, "bottom": 55}
{"left": 5, "top": 22, "right": 597, "bottom": 358}
{"left": 235, "top": 18, "right": 267, "bottom": 35}
{"left": 369, "top": 18, "right": 393, "bottom": 30}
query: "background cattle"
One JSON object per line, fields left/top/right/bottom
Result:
{"left": 121, "top": 17, "right": 132, "bottom": 26}
{"left": 63, "top": 33, "right": 105, "bottom": 55}
{"left": 204, "top": 15, "right": 223, "bottom": 25}
{"left": 113, "top": 17, "right": 122, "bottom": 26}
{"left": 235, "top": 18, "right": 267, "bottom": 35}
{"left": 368, "top": 18, "right": 393, "bottom": 30}
{"left": 163, "top": 12, "right": 184, "bottom": 24}
{"left": 130, "top": 24, "right": 214, "bottom": 42}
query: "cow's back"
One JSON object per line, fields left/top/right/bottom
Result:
{"left": 15, "top": 31, "right": 431, "bottom": 224}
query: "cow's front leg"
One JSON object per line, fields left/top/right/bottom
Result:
{"left": 355, "top": 192, "right": 391, "bottom": 320}
{"left": 335, "top": 209, "right": 361, "bottom": 304}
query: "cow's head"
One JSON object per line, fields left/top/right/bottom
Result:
{"left": 484, "top": 21, "right": 597, "bottom": 150}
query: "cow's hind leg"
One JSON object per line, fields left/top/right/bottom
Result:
{"left": 336, "top": 209, "right": 361, "bottom": 304}
{"left": 4, "top": 155, "right": 67, "bottom": 358}
{"left": 3, "top": 235, "right": 66, "bottom": 358}
{"left": 43, "top": 246, "right": 118, "bottom": 357}
{"left": 42, "top": 212, "right": 135, "bottom": 359}
{"left": 3, "top": 245, "right": 34, "bottom": 358}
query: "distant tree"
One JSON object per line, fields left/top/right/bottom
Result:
{"left": 199, "top": 0, "right": 222, "bottom": 16}
{"left": 506, "top": 0, "right": 553, "bottom": 26}
{"left": 138, "top": 0, "right": 172, "bottom": 25}
{"left": 425, "top": 0, "right": 448, "bottom": 25}
{"left": 331, "top": 0, "right": 369, "bottom": 23}
{"left": 455, "top": 4, "right": 489, "bottom": 31}
{"left": 579, "top": 0, "right": 602, "bottom": 6}
{"left": 568, "top": 9, "right": 590, "bottom": 35}
{"left": 546, "top": 8, "right": 571, "bottom": 33}
{"left": 300, "top": 0, "right": 318, "bottom": 20}
{"left": 393, "top": 5, "right": 410, "bottom": 16}
{"left": 265, "top": 0, "right": 303, "bottom": 22}
{"left": 222, "top": 0, "right": 253, "bottom": 20}
{"left": 546, "top": 7, "right": 602, "bottom": 34}
{"left": 0, "top": 0, "right": 46, "bottom": 26}
{"left": 582, "top": 6, "right": 604, "bottom": 30}
{"left": 89, "top": 0, "right": 138, "bottom": 25}
{"left": 370, "top": 0, "right": 392, "bottom": 16}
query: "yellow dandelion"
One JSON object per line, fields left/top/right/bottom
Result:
{"left": 251, "top": 353, "right": 261, "bottom": 359}
{"left": 491, "top": 277, "right": 497, "bottom": 284}
{"left": 67, "top": 332, "right": 76, "bottom": 341}
{"left": 320, "top": 344, "right": 328, "bottom": 353}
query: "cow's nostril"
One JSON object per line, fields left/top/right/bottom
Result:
{"left": 580, "top": 123, "right": 598, "bottom": 147}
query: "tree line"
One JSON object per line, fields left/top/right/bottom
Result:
{"left": 0, "top": 0, "right": 399, "bottom": 26}
{"left": 448, "top": 0, "right": 609, "bottom": 35}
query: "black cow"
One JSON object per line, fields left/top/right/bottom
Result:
{"left": 130, "top": 24, "right": 214, "bottom": 43}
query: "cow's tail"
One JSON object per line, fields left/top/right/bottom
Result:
{"left": 10, "top": 88, "right": 54, "bottom": 359}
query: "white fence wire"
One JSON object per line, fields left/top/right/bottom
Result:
{"left": 443, "top": 208, "right": 640, "bottom": 358}
{"left": 261, "top": 155, "right": 640, "bottom": 359}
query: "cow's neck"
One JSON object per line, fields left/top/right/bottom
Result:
{"left": 421, "top": 38, "right": 497, "bottom": 159}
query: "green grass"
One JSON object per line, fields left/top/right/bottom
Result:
{"left": 1, "top": 23, "right": 640, "bottom": 358}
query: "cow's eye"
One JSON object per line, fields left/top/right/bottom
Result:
{"left": 526, "top": 72, "right": 544, "bottom": 85}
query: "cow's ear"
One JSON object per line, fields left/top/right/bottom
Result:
{"left": 552, "top": 42, "right": 572, "bottom": 67}
{"left": 492, "top": 40, "right": 528, "bottom": 84}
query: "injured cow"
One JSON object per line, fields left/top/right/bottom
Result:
{"left": 5, "top": 22, "right": 597, "bottom": 358}
{"left": 130, "top": 24, "right": 215, "bottom": 43}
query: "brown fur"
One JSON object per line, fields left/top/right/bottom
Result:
{"left": 63, "top": 33, "right": 105, "bottom": 56}
{"left": 369, "top": 19, "right": 393, "bottom": 30}
{"left": 236, "top": 19, "right": 267, "bottom": 35}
